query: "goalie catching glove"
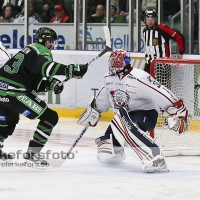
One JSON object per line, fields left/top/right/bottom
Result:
{"left": 77, "top": 100, "right": 101, "bottom": 127}
{"left": 166, "top": 99, "right": 188, "bottom": 135}
{"left": 65, "top": 64, "right": 88, "bottom": 79}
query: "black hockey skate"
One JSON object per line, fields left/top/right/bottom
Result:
{"left": 23, "top": 140, "right": 49, "bottom": 170}
{"left": 0, "top": 144, "right": 14, "bottom": 163}
{"left": 24, "top": 149, "right": 49, "bottom": 169}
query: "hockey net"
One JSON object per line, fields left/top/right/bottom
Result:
{"left": 150, "top": 58, "right": 200, "bottom": 156}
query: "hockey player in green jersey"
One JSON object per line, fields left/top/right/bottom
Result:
{"left": 0, "top": 27, "right": 88, "bottom": 168}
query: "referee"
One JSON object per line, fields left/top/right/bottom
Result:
{"left": 143, "top": 9, "right": 185, "bottom": 73}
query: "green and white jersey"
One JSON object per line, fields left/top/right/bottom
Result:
{"left": 0, "top": 43, "right": 66, "bottom": 97}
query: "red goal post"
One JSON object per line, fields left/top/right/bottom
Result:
{"left": 150, "top": 58, "right": 200, "bottom": 156}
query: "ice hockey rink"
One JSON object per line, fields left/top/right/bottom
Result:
{"left": 1, "top": 117, "right": 200, "bottom": 200}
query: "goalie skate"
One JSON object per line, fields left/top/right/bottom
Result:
{"left": 24, "top": 149, "right": 49, "bottom": 170}
{"left": 95, "top": 134, "right": 126, "bottom": 163}
{"left": 141, "top": 155, "right": 168, "bottom": 173}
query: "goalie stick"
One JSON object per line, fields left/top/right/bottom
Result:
{"left": 56, "top": 26, "right": 111, "bottom": 87}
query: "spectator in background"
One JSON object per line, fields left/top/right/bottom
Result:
{"left": 0, "top": 3, "right": 14, "bottom": 23}
{"left": 87, "top": 1, "right": 98, "bottom": 17}
{"left": 0, "top": 0, "right": 23, "bottom": 18}
{"left": 50, "top": 4, "right": 69, "bottom": 23}
{"left": 48, "top": 0, "right": 73, "bottom": 21}
{"left": 102, "top": 3, "right": 124, "bottom": 23}
{"left": 88, "top": 4, "right": 105, "bottom": 23}
{"left": 119, "top": 0, "right": 129, "bottom": 21}
{"left": 125, "top": 9, "right": 136, "bottom": 23}
{"left": 120, "top": 10, "right": 128, "bottom": 21}
{"left": 40, "top": 0, "right": 54, "bottom": 22}
{"left": 14, "top": 0, "right": 42, "bottom": 24}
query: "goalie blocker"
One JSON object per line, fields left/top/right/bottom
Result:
{"left": 77, "top": 98, "right": 101, "bottom": 127}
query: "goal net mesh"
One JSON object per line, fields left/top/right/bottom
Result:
{"left": 150, "top": 58, "right": 200, "bottom": 156}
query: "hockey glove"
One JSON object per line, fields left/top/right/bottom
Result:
{"left": 77, "top": 98, "right": 101, "bottom": 126}
{"left": 166, "top": 99, "right": 188, "bottom": 135}
{"left": 65, "top": 64, "right": 88, "bottom": 79}
{"left": 77, "top": 105, "right": 101, "bottom": 127}
{"left": 46, "top": 77, "right": 64, "bottom": 94}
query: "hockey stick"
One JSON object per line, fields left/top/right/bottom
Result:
{"left": 56, "top": 26, "right": 111, "bottom": 87}
{"left": 49, "top": 123, "right": 90, "bottom": 167}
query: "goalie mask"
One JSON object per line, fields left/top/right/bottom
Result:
{"left": 36, "top": 27, "right": 58, "bottom": 49}
{"left": 109, "top": 49, "right": 131, "bottom": 74}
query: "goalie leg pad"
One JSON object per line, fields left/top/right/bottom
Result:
{"left": 111, "top": 107, "right": 160, "bottom": 160}
{"left": 111, "top": 107, "right": 168, "bottom": 172}
{"left": 95, "top": 134, "right": 126, "bottom": 163}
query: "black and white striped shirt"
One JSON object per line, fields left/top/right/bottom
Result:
{"left": 143, "top": 24, "right": 185, "bottom": 64}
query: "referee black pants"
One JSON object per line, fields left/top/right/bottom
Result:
{"left": 144, "top": 63, "right": 151, "bottom": 74}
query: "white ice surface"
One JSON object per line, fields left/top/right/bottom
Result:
{"left": 1, "top": 118, "right": 200, "bottom": 200}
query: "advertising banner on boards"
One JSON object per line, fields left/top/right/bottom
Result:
{"left": 0, "top": 23, "right": 146, "bottom": 51}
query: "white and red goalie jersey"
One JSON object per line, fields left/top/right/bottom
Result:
{"left": 94, "top": 68, "right": 188, "bottom": 135}
{"left": 95, "top": 68, "right": 178, "bottom": 113}
{"left": 0, "top": 41, "right": 11, "bottom": 68}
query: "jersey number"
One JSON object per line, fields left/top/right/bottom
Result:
{"left": 4, "top": 53, "right": 24, "bottom": 74}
